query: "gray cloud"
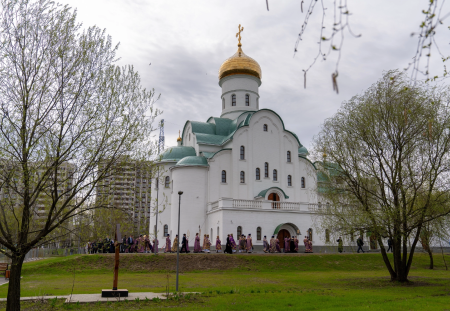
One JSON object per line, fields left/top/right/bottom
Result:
{"left": 63, "top": 0, "right": 450, "bottom": 150}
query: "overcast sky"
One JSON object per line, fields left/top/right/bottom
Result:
{"left": 62, "top": 0, "right": 450, "bottom": 152}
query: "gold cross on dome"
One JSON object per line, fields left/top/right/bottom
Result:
{"left": 236, "top": 24, "right": 244, "bottom": 47}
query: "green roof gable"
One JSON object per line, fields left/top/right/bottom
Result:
{"left": 255, "top": 187, "right": 289, "bottom": 199}
{"left": 175, "top": 156, "right": 209, "bottom": 167}
{"left": 160, "top": 146, "right": 196, "bottom": 162}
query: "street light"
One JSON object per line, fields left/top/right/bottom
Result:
{"left": 176, "top": 191, "right": 183, "bottom": 292}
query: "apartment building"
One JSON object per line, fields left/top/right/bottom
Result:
{"left": 97, "top": 157, "right": 152, "bottom": 233}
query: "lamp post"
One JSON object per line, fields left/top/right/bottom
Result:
{"left": 176, "top": 191, "right": 183, "bottom": 292}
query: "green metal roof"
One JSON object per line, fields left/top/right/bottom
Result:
{"left": 298, "top": 146, "right": 308, "bottom": 155}
{"left": 175, "top": 156, "right": 209, "bottom": 167}
{"left": 181, "top": 109, "right": 303, "bottom": 148}
{"left": 160, "top": 146, "right": 196, "bottom": 162}
{"left": 273, "top": 223, "right": 301, "bottom": 235}
{"left": 256, "top": 187, "right": 289, "bottom": 199}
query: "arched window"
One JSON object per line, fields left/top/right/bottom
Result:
{"left": 245, "top": 94, "right": 250, "bottom": 106}
{"left": 155, "top": 177, "right": 159, "bottom": 189}
{"left": 189, "top": 133, "right": 191, "bottom": 141}
{"left": 308, "top": 228, "right": 313, "bottom": 241}
{"left": 164, "top": 176, "right": 170, "bottom": 188}
{"left": 301, "top": 177, "right": 306, "bottom": 188}
{"left": 237, "top": 226, "right": 242, "bottom": 237}
{"left": 264, "top": 162, "right": 269, "bottom": 178}
{"left": 273, "top": 169, "right": 277, "bottom": 181}
{"left": 222, "top": 98, "right": 225, "bottom": 109}
{"left": 240, "top": 146, "right": 245, "bottom": 160}
{"left": 350, "top": 229, "right": 354, "bottom": 242}
{"left": 287, "top": 175, "right": 292, "bottom": 186}
{"left": 257, "top": 97, "right": 259, "bottom": 109}
{"left": 240, "top": 171, "right": 245, "bottom": 183}
{"left": 164, "top": 225, "right": 168, "bottom": 237}
{"left": 221, "top": 170, "right": 226, "bottom": 183}
{"left": 263, "top": 124, "right": 268, "bottom": 131}
{"left": 287, "top": 151, "right": 291, "bottom": 162}
{"left": 257, "top": 227, "right": 262, "bottom": 240}
{"left": 232, "top": 94, "right": 236, "bottom": 106}
{"left": 256, "top": 168, "right": 260, "bottom": 180}
{"left": 217, "top": 226, "right": 220, "bottom": 238}
{"left": 211, "top": 228, "right": 213, "bottom": 239}
{"left": 325, "top": 229, "right": 330, "bottom": 242}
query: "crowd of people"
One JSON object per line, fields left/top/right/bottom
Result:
{"left": 86, "top": 233, "right": 315, "bottom": 254}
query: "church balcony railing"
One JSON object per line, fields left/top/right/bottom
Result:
{"left": 208, "top": 198, "right": 314, "bottom": 212}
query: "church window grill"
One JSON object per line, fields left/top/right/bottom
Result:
{"left": 237, "top": 226, "right": 242, "bottom": 237}
{"left": 301, "top": 177, "right": 306, "bottom": 188}
{"left": 256, "top": 168, "right": 260, "bottom": 180}
{"left": 240, "top": 171, "right": 245, "bottom": 183}
{"left": 273, "top": 169, "right": 277, "bottom": 181}
{"left": 164, "top": 225, "right": 168, "bottom": 237}
{"left": 221, "top": 170, "right": 226, "bottom": 183}
{"left": 245, "top": 94, "right": 250, "bottom": 106}
{"left": 288, "top": 175, "right": 292, "bottom": 186}
{"left": 240, "top": 146, "right": 245, "bottom": 160}
{"left": 287, "top": 151, "right": 291, "bottom": 162}
{"left": 232, "top": 94, "right": 236, "bottom": 106}
{"left": 325, "top": 229, "right": 330, "bottom": 242}
{"left": 222, "top": 98, "right": 225, "bottom": 109}
{"left": 257, "top": 227, "right": 262, "bottom": 240}
{"left": 263, "top": 124, "right": 268, "bottom": 131}
{"left": 164, "top": 176, "right": 170, "bottom": 188}
{"left": 264, "top": 162, "right": 269, "bottom": 178}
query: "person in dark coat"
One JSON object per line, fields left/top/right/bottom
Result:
{"left": 387, "top": 238, "right": 393, "bottom": 252}
{"left": 180, "top": 234, "right": 190, "bottom": 253}
{"left": 290, "top": 236, "right": 296, "bottom": 253}
{"left": 224, "top": 234, "right": 233, "bottom": 254}
{"left": 357, "top": 236, "right": 365, "bottom": 253}
{"left": 337, "top": 237, "right": 343, "bottom": 253}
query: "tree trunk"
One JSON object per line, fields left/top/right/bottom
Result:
{"left": 427, "top": 248, "right": 434, "bottom": 269}
{"left": 7, "top": 254, "right": 25, "bottom": 311}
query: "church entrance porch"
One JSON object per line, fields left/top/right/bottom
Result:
{"left": 277, "top": 229, "right": 290, "bottom": 252}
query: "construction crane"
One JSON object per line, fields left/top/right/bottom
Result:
{"left": 158, "top": 119, "right": 165, "bottom": 154}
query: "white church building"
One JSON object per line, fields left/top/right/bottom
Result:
{"left": 150, "top": 34, "right": 330, "bottom": 251}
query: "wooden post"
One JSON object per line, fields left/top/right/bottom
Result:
{"left": 113, "top": 224, "right": 121, "bottom": 290}
{"left": 101, "top": 224, "right": 128, "bottom": 297}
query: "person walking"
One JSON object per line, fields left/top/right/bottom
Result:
{"left": 337, "top": 237, "right": 343, "bottom": 253}
{"left": 263, "top": 236, "right": 269, "bottom": 253}
{"left": 230, "top": 234, "right": 237, "bottom": 253}
{"left": 165, "top": 234, "right": 172, "bottom": 253}
{"left": 246, "top": 234, "right": 253, "bottom": 253}
{"left": 172, "top": 235, "right": 179, "bottom": 253}
{"left": 216, "top": 236, "right": 222, "bottom": 253}
{"left": 224, "top": 234, "right": 232, "bottom": 254}
{"left": 181, "top": 234, "right": 190, "bottom": 253}
{"left": 194, "top": 233, "right": 201, "bottom": 253}
{"left": 357, "top": 235, "right": 365, "bottom": 253}
{"left": 387, "top": 238, "right": 393, "bottom": 252}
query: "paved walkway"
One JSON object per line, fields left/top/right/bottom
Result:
{"left": 0, "top": 292, "right": 196, "bottom": 303}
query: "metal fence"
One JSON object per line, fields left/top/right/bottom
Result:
{"left": 0, "top": 247, "right": 88, "bottom": 263}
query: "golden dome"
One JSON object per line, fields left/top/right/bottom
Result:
{"left": 218, "top": 25, "right": 261, "bottom": 80}
{"left": 177, "top": 130, "right": 182, "bottom": 142}
{"left": 218, "top": 47, "right": 262, "bottom": 80}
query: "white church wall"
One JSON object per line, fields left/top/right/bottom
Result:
{"left": 170, "top": 166, "right": 209, "bottom": 245}
{"left": 220, "top": 75, "right": 260, "bottom": 119}
{"left": 149, "top": 163, "right": 173, "bottom": 242}
{"left": 208, "top": 150, "right": 232, "bottom": 202}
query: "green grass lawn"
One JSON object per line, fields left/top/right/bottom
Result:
{"left": 0, "top": 252, "right": 449, "bottom": 310}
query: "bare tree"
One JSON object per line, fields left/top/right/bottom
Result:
{"left": 0, "top": 1, "right": 160, "bottom": 310}
{"left": 313, "top": 70, "right": 450, "bottom": 282}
